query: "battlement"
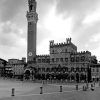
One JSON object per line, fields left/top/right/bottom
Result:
{"left": 50, "top": 38, "right": 72, "bottom": 46}
{"left": 72, "top": 51, "right": 91, "bottom": 55}
{"left": 50, "top": 38, "right": 77, "bottom": 50}
{"left": 36, "top": 55, "right": 50, "bottom": 57}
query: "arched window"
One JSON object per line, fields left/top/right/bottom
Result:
{"left": 52, "top": 58, "right": 54, "bottom": 63}
{"left": 76, "top": 57, "right": 79, "bottom": 62}
{"left": 65, "top": 58, "right": 68, "bottom": 62}
{"left": 81, "top": 56, "right": 85, "bottom": 61}
{"left": 52, "top": 50, "right": 54, "bottom": 54}
{"left": 65, "top": 49, "right": 67, "bottom": 53}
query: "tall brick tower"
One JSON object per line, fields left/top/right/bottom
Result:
{"left": 26, "top": 0, "right": 38, "bottom": 62}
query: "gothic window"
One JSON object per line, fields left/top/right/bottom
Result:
{"left": 30, "top": 5, "right": 33, "bottom": 11}
{"left": 52, "top": 58, "right": 54, "bottom": 63}
{"left": 42, "top": 59, "right": 45, "bottom": 63}
{"left": 65, "top": 49, "right": 67, "bottom": 53}
{"left": 52, "top": 50, "right": 54, "bottom": 54}
{"left": 76, "top": 57, "right": 79, "bottom": 62}
{"left": 28, "top": 22, "right": 32, "bottom": 26}
{"left": 46, "top": 68, "right": 50, "bottom": 72}
{"left": 97, "top": 68, "right": 99, "bottom": 72}
{"left": 38, "top": 59, "right": 41, "bottom": 63}
{"left": 46, "top": 59, "right": 50, "bottom": 63}
{"left": 81, "top": 56, "right": 85, "bottom": 61}
{"left": 71, "top": 57, "right": 75, "bottom": 62}
{"left": 60, "top": 58, "right": 63, "bottom": 62}
{"left": 33, "top": 58, "right": 36, "bottom": 62}
{"left": 38, "top": 68, "right": 41, "bottom": 72}
{"left": 76, "top": 67, "right": 79, "bottom": 71}
{"left": 65, "top": 67, "right": 68, "bottom": 72}
{"left": 71, "top": 67, "right": 74, "bottom": 71}
{"left": 81, "top": 68, "right": 84, "bottom": 72}
{"left": 56, "top": 58, "right": 59, "bottom": 62}
{"left": 65, "top": 58, "right": 68, "bottom": 62}
{"left": 85, "top": 68, "right": 87, "bottom": 72}
{"left": 42, "top": 68, "right": 45, "bottom": 72}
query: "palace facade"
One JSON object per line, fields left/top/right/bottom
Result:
{"left": 25, "top": 38, "right": 97, "bottom": 82}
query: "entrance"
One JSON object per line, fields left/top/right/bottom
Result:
{"left": 24, "top": 70, "right": 31, "bottom": 80}
{"left": 76, "top": 73, "right": 79, "bottom": 82}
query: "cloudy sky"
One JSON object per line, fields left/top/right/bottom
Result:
{"left": 0, "top": 0, "right": 100, "bottom": 61}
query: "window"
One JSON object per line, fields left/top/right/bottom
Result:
{"left": 76, "top": 57, "right": 79, "bottom": 62}
{"left": 76, "top": 67, "right": 79, "bottom": 71}
{"left": 42, "top": 59, "right": 45, "bottom": 63}
{"left": 29, "top": 22, "right": 32, "bottom": 25}
{"left": 92, "top": 68, "right": 95, "bottom": 72}
{"left": 46, "top": 59, "right": 50, "bottom": 63}
{"left": 97, "top": 68, "right": 99, "bottom": 72}
{"left": 71, "top": 67, "right": 74, "bottom": 71}
{"left": 81, "top": 68, "right": 84, "bottom": 72}
{"left": 52, "top": 58, "right": 54, "bottom": 63}
{"left": 65, "top": 58, "right": 68, "bottom": 62}
{"left": 38, "top": 59, "right": 41, "bottom": 63}
{"left": 71, "top": 57, "right": 75, "bottom": 62}
{"left": 65, "top": 67, "right": 68, "bottom": 72}
{"left": 56, "top": 58, "right": 59, "bottom": 62}
{"left": 42, "top": 68, "right": 45, "bottom": 72}
{"left": 38, "top": 68, "right": 41, "bottom": 72}
{"left": 52, "top": 50, "right": 54, "bottom": 54}
{"left": 60, "top": 58, "right": 63, "bottom": 62}
{"left": 81, "top": 56, "right": 85, "bottom": 61}
{"left": 46, "top": 68, "right": 50, "bottom": 72}
{"left": 65, "top": 49, "right": 67, "bottom": 53}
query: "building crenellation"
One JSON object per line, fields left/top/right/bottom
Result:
{"left": 50, "top": 38, "right": 77, "bottom": 49}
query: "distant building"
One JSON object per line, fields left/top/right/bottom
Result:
{"left": 5, "top": 58, "right": 26, "bottom": 78}
{"left": 0, "top": 58, "right": 7, "bottom": 77}
{"left": 91, "top": 64, "right": 100, "bottom": 81}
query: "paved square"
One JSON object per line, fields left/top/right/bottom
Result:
{"left": 0, "top": 79, "right": 100, "bottom": 100}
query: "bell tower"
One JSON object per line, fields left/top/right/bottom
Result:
{"left": 26, "top": 0, "right": 38, "bottom": 62}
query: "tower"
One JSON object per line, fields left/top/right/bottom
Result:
{"left": 26, "top": 0, "right": 38, "bottom": 62}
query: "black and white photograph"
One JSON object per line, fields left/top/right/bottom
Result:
{"left": 0, "top": 0, "right": 100, "bottom": 100}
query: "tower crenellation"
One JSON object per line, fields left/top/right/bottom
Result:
{"left": 28, "top": 0, "right": 37, "bottom": 12}
{"left": 50, "top": 40, "right": 54, "bottom": 46}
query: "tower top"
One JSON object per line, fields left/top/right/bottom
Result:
{"left": 28, "top": 0, "right": 36, "bottom": 3}
{"left": 28, "top": 0, "right": 37, "bottom": 12}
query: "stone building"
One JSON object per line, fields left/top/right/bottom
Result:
{"left": 0, "top": 58, "right": 7, "bottom": 77}
{"left": 91, "top": 64, "right": 100, "bottom": 81}
{"left": 24, "top": 0, "right": 98, "bottom": 82}
{"left": 5, "top": 58, "right": 26, "bottom": 78}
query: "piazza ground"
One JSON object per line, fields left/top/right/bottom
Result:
{"left": 0, "top": 78, "right": 100, "bottom": 100}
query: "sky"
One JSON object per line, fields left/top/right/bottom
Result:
{"left": 0, "top": 0, "right": 100, "bottom": 61}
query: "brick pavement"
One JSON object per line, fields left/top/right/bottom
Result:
{"left": 1, "top": 83, "right": 100, "bottom": 100}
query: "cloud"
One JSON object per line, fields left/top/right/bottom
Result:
{"left": 0, "top": 0, "right": 26, "bottom": 22}
{"left": 0, "top": 21, "right": 27, "bottom": 60}
{"left": 54, "top": 0, "right": 100, "bottom": 60}
{"left": 83, "top": 7, "right": 100, "bottom": 25}
{"left": 55, "top": 0, "right": 100, "bottom": 33}
{"left": 56, "top": 0, "right": 99, "bottom": 16}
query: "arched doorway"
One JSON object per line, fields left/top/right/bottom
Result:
{"left": 80, "top": 73, "right": 86, "bottom": 82}
{"left": 76, "top": 73, "right": 79, "bottom": 83}
{"left": 24, "top": 69, "right": 31, "bottom": 80}
{"left": 70, "top": 73, "right": 75, "bottom": 82}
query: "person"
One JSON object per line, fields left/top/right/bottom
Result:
{"left": 91, "top": 83, "right": 94, "bottom": 91}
